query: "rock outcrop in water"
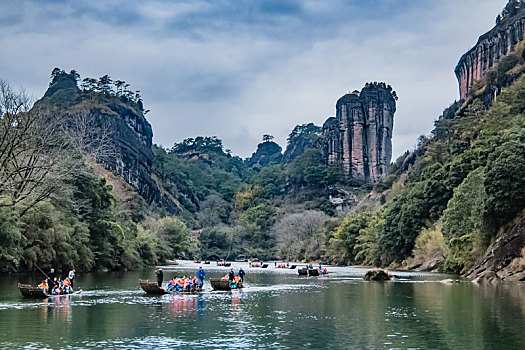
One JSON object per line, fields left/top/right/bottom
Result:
{"left": 455, "top": 6, "right": 525, "bottom": 100}
{"left": 318, "top": 83, "right": 396, "bottom": 183}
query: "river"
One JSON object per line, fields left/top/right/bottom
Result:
{"left": 1, "top": 261, "right": 524, "bottom": 349}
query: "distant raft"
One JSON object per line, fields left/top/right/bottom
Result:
{"left": 139, "top": 280, "right": 201, "bottom": 294}
{"left": 297, "top": 268, "right": 326, "bottom": 276}
{"left": 18, "top": 283, "right": 81, "bottom": 298}
{"left": 209, "top": 278, "right": 243, "bottom": 291}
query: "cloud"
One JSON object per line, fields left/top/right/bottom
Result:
{"left": 0, "top": 0, "right": 508, "bottom": 158}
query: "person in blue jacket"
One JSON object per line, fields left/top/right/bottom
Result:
{"left": 197, "top": 267, "right": 205, "bottom": 287}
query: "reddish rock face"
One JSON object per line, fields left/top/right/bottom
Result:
{"left": 318, "top": 84, "right": 396, "bottom": 183}
{"left": 455, "top": 8, "right": 525, "bottom": 100}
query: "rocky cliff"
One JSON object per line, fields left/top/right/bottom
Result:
{"left": 282, "top": 123, "right": 321, "bottom": 164}
{"left": 455, "top": 7, "right": 525, "bottom": 100}
{"left": 34, "top": 72, "right": 177, "bottom": 212}
{"left": 467, "top": 216, "right": 525, "bottom": 281}
{"left": 317, "top": 83, "right": 396, "bottom": 183}
{"left": 248, "top": 141, "right": 282, "bottom": 167}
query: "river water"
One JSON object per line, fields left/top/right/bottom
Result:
{"left": 1, "top": 261, "right": 524, "bottom": 349}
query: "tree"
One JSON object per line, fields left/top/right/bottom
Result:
{"left": 272, "top": 210, "right": 328, "bottom": 261}
{"left": 59, "top": 109, "right": 116, "bottom": 162}
{"left": 81, "top": 77, "right": 97, "bottom": 91}
{"left": 69, "top": 70, "right": 80, "bottom": 83}
{"left": 329, "top": 212, "right": 374, "bottom": 264}
{"left": 50, "top": 67, "right": 62, "bottom": 82}
{"left": 114, "top": 80, "right": 125, "bottom": 95}
{"left": 0, "top": 80, "right": 71, "bottom": 216}
{"left": 287, "top": 123, "right": 321, "bottom": 144}
{"left": 502, "top": 0, "right": 521, "bottom": 18}
{"left": 262, "top": 134, "right": 274, "bottom": 142}
{"left": 442, "top": 168, "right": 486, "bottom": 273}
{"left": 483, "top": 139, "right": 525, "bottom": 230}
{"left": 97, "top": 75, "right": 113, "bottom": 94}
{"left": 0, "top": 196, "right": 22, "bottom": 272}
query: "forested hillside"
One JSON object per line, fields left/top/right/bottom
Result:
{"left": 2, "top": 1, "right": 525, "bottom": 276}
{"left": 330, "top": 41, "right": 525, "bottom": 275}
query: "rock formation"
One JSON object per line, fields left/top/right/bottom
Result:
{"left": 455, "top": 7, "right": 525, "bottom": 100}
{"left": 318, "top": 83, "right": 396, "bottom": 183}
{"left": 466, "top": 217, "right": 525, "bottom": 281}
{"left": 34, "top": 72, "right": 177, "bottom": 212}
{"left": 282, "top": 123, "right": 321, "bottom": 164}
{"left": 248, "top": 141, "right": 282, "bottom": 167}
{"left": 363, "top": 269, "right": 394, "bottom": 281}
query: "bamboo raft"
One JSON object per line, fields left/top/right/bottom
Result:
{"left": 209, "top": 278, "right": 243, "bottom": 291}
{"left": 297, "top": 268, "right": 321, "bottom": 276}
{"left": 139, "top": 280, "right": 201, "bottom": 294}
{"left": 18, "top": 283, "right": 82, "bottom": 298}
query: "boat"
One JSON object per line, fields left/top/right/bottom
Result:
{"left": 261, "top": 264, "right": 269, "bottom": 268}
{"left": 277, "top": 264, "right": 287, "bottom": 268}
{"left": 289, "top": 265, "right": 297, "bottom": 269}
{"left": 139, "top": 280, "right": 201, "bottom": 294}
{"left": 203, "top": 261, "right": 210, "bottom": 264}
{"left": 18, "top": 283, "right": 82, "bottom": 298}
{"left": 249, "top": 262, "right": 261, "bottom": 267}
{"left": 209, "top": 278, "right": 243, "bottom": 291}
{"left": 308, "top": 269, "right": 320, "bottom": 276}
{"left": 297, "top": 268, "right": 321, "bottom": 276}
{"left": 217, "top": 260, "right": 231, "bottom": 267}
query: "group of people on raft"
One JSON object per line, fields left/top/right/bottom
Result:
{"left": 156, "top": 266, "right": 246, "bottom": 291}
{"left": 306, "top": 263, "right": 328, "bottom": 275}
{"left": 219, "top": 268, "right": 245, "bottom": 289}
{"left": 38, "top": 268, "right": 76, "bottom": 295}
{"left": 155, "top": 267, "right": 206, "bottom": 293}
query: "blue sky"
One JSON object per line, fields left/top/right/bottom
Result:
{"left": 0, "top": 0, "right": 508, "bottom": 158}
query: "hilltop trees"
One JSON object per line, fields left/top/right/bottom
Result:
{"left": 47, "top": 68, "right": 145, "bottom": 112}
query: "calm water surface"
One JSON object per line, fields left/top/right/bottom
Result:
{"left": 1, "top": 261, "right": 524, "bottom": 349}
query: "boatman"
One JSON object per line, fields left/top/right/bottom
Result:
{"left": 47, "top": 268, "right": 57, "bottom": 294}
{"left": 68, "top": 268, "right": 75, "bottom": 288}
{"left": 156, "top": 268, "right": 163, "bottom": 287}
{"left": 238, "top": 267, "right": 245, "bottom": 283}
{"left": 197, "top": 267, "right": 205, "bottom": 287}
{"left": 228, "top": 268, "right": 235, "bottom": 287}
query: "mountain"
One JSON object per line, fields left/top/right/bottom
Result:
{"left": 34, "top": 70, "right": 178, "bottom": 212}
{"left": 328, "top": 1, "right": 525, "bottom": 278}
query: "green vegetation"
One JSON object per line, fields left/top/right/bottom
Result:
{"left": 0, "top": 78, "right": 195, "bottom": 274}
{"left": 5, "top": 33, "right": 525, "bottom": 275}
{"left": 330, "top": 68, "right": 525, "bottom": 272}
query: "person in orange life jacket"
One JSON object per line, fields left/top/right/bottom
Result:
{"left": 166, "top": 277, "right": 176, "bottom": 291}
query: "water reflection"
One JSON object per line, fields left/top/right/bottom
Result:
{"left": 167, "top": 294, "right": 200, "bottom": 317}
